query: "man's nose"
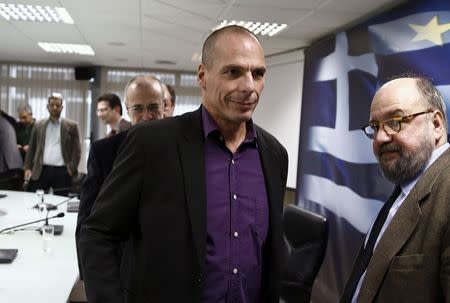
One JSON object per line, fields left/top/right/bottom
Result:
{"left": 142, "top": 111, "right": 155, "bottom": 121}
{"left": 239, "top": 72, "right": 256, "bottom": 92}
{"left": 374, "top": 126, "right": 393, "bottom": 144}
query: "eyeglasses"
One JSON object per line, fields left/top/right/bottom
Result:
{"left": 361, "top": 109, "right": 434, "bottom": 139}
{"left": 130, "top": 103, "right": 161, "bottom": 114}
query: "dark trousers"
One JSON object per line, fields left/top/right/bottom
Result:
{"left": 29, "top": 165, "right": 72, "bottom": 196}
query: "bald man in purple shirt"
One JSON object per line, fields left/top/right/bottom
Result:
{"left": 79, "top": 25, "right": 289, "bottom": 303}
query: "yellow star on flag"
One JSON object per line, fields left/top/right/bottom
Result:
{"left": 409, "top": 16, "right": 450, "bottom": 45}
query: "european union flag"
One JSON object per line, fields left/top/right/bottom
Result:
{"left": 297, "top": 0, "right": 450, "bottom": 302}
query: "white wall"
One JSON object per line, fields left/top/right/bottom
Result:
{"left": 254, "top": 50, "right": 304, "bottom": 189}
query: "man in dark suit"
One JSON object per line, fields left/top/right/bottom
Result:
{"left": 79, "top": 25, "right": 288, "bottom": 303}
{"left": 76, "top": 75, "right": 165, "bottom": 278}
{"left": 341, "top": 75, "right": 450, "bottom": 303}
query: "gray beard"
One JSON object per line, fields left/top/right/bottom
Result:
{"left": 378, "top": 138, "right": 434, "bottom": 184}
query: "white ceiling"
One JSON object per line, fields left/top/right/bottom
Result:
{"left": 0, "top": 0, "right": 405, "bottom": 71}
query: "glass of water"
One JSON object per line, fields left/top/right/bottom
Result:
{"left": 35, "top": 189, "right": 44, "bottom": 208}
{"left": 41, "top": 225, "right": 54, "bottom": 253}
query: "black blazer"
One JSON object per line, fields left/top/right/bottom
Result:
{"left": 79, "top": 108, "right": 289, "bottom": 303}
{"left": 76, "top": 130, "right": 127, "bottom": 278}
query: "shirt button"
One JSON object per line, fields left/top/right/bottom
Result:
{"left": 233, "top": 268, "right": 238, "bottom": 274}
{"left": 233, "top": 194, "right": 237, "bottom": 200}
{"left": 234, "top": 232, "right": 238, "bottom": 237}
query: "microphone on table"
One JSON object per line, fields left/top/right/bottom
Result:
{"left": 33, "top": 195, "right": 77, "bottom": 211}
{"left": 0, "top": 212, "right": 65, "bottom": 234}
{"left": 37, "top": 196, "right": 77, "bottom": 235}
{"left": 42, "top": 209, "right": 66, "bottom": 235}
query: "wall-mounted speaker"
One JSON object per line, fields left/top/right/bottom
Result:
{"left": 74, "top": 66, "right": 96, "bottom": 80}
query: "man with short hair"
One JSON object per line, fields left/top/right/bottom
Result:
{"left": 80, "top": 25, "right": 288, "bottom": 303}
{"left": 76, "top": 75, "right": 165, "bottom": 279}
{"left": 16, "top": 103, "right": 35, "bottom": 159}
{"left": 24, "top": 93, "right": 81, "bottom": 195}
{"left": 162, "top": 83, "right": 176, "bottom": 117}
{"left": 124, "top": 76, "right": 165, "bottom": 123}
{"left": 341, "top": 75, "right": 450, "bottom": 303}
{"left": 96, "top": 93, "right": 131, "bottom": 137}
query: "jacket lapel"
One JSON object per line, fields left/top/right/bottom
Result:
{"left": 257, "top": 127, "right": 282, "bottom": 222}
{"left": 38, "top": 119, "right": 50, "bottom": 159}
{"left": 178, "top": 108, "right": 207, "bottom": 270}
{"left": 255, "top": 126, "right": 285, "bottom": 296}
{"left": 357, "top": 192, "right": 421, "bottom": 302}
{"left": 60, "top": 118, "right": 67, "bottom": 150}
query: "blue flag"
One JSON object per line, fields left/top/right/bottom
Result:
{"left": 297, "top": 0, "right": 450, "bottom": 301}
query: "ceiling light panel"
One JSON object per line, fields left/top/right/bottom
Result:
{"left": 214, "top": 20, "right": 287, "bottom": 37}
{"left": 38, "top": 43, "right": 95, "bottom": 56}
{"left": 0, "top": 3, "right": 74, "bottom": 24}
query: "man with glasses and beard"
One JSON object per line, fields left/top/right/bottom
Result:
{"left": 341, "top": 75, "right": 450, "bottom": 303}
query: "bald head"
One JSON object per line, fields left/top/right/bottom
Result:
{"left": 201, "top": 25, "right": 261, "bottom": 69}
{"left": 124, "top": 75, "right": 164, "bottom": 124}
{"left": 373, "top": 76, "right": 447, "bottom": 132}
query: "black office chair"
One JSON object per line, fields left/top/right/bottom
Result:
{"left": 280, "top": 204, "right": 329, "bottom": 303}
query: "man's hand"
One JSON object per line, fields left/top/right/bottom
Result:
{"left": 24, "top": 169, "right": 32, "bottom": 181}
{"left": 23, "top": 145, "right": 29, "bottom": 152}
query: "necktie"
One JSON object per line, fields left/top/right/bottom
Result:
{"left": 108, "top": 129, "right": 117, "bottom": 137}
{"left": 340, "top": 185, "right": 402, "bottom": 303}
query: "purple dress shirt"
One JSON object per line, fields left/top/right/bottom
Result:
{"left": 200, "top": 107, "right": 269, "bottom": 303}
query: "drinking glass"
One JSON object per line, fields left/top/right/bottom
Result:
{"left": 35, "top": 189, "right": 44, "bottom": 207}
{"left": 42, "top": 225, "right": 54, "bottom": 253}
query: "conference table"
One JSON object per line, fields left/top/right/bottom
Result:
{"left": 0, "top": 190, "right": 80, "bottom": 302}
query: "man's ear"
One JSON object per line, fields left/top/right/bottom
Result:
{"left": 432, "top": 110, "right": 446, "bottom": 142}
{"left": 197, "top": 64, "right": 206, "bottom": 89}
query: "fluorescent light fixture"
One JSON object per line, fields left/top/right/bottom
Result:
{"left": 38, "top": 43, "right": 95, "bottom": 56}
{"left": 213, "top": 20, "right": 287, "bottom": 37}
{"left": 0, "top": 3, "right": 74, "bottom": 24}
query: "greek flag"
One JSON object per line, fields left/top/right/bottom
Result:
{"left": 297, "top": 0, "right": 450, "bottom": 301}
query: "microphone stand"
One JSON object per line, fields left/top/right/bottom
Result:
{"left": 34, "top": 195, "right": 77, "bottom": 211}
{"left": 0, "top": 212, "right": 65, "bottom": 234}
{"left": 39, "top": 197, "right": 76, "bottom": 235}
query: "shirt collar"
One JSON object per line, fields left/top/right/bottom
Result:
{"left": 400, "top": 142, "right": 449, "bottom": 196}
{"left": 112, "top": 118, "right": 122, "bottom": 131}
{"left": 201, "top": 106, "right": 257, "bottom": 142}
{"left": 48, "top": 117, "right": 61, "bottom": 125}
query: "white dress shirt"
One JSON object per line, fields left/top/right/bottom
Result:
{"left": 43, "top": 119, "right": 65, "bottom": 166}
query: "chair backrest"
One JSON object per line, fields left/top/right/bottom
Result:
{"left": 280, "top": 204, "right": 329, "bottom": 303}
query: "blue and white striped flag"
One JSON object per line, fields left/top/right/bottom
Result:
{"left": 297, "top": 0, "right": 450, "bottom": 301}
